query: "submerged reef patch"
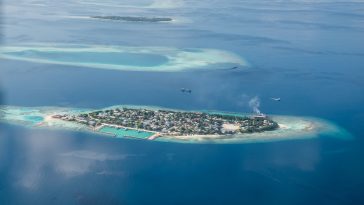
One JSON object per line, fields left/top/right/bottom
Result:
{"left": 0, "top": 44, "right": 247, "bottom": 72}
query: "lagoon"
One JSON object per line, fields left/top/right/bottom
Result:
{"left": 0, "top": 44, "right": 247, "bottom": 72}
{"left": 5, "top": 50, "right": 169, "bottom": 67}
{"left": 99, "top": 126, "right": 154, "bottom": 139}
{"left": 0, "top": 105, "right": 353, "bottom": 144}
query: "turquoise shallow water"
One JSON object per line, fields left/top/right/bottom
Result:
{"left": 0, "top": 105, "right": 352, "bottom": 144}
{"left": 99, "top": 126, "right": 154, "bottom": 139}
{"left": 0, "top": 45, "right": 247, "bottom": 72}
{"left": 23, "top": 115, "right": 44, "bottom": 125}
{"left": 5, "top": 50, "right": 168, "bottom": 67}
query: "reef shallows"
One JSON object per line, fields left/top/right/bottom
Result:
{"left": 0, "top": 105, "right": 352, "bottom": 144}
{"left": 0, "top": 44, "right": 247, "bottom": 72}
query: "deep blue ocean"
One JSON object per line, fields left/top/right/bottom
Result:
{"left": 0, "top": 0, "right": 364, "bottom": 204}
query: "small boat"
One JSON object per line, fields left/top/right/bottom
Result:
{"left": 181, "top": 88, "right": 192, "bottom": 93}
{"left": 271, "top": 97, "right": 281, "bottom": 101}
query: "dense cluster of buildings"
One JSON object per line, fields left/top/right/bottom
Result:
{"left": 54, "top": 108, "right": 278, "bottom": 136}
{"left": 91, "top": 16, "right": 173, "bottom": 22}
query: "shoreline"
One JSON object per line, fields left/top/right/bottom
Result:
{"left": 0, "top": 105, "right": 353, "bottom": 144}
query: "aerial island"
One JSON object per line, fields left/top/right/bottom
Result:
{"left": 90, "top": 16, "right": 173, "bottom": 22}
{"left": 52, "top": 108, "right": 279, "bottom": 140}
{"left": 0, "top": 105, "right": 351, "bottom": 143}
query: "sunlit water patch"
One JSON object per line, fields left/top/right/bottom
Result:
{"left": 0, "top": 105, "right": 352, "bottom": 144}
{"left": 0, "top": 44, "right": 246, "bottom": 72}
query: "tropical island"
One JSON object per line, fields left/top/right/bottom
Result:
{"left": 52, "top": 108, "right": 279, "bottom": 140}
{"left": 90, "top": 16, "right": 173, "bottom": 22}
{"left": 0, "top": 105, "right": 351, "bottom": 143}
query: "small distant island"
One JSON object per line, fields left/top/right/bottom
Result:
{"left": 53, "top": 108, "right": 279, "bottom": 139}
{"left": 90, "top": 16, "right": 173, "bottom": 22}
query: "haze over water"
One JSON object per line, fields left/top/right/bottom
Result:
{"left": 0, "top": 0, "right": 364, "bottom": 204}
